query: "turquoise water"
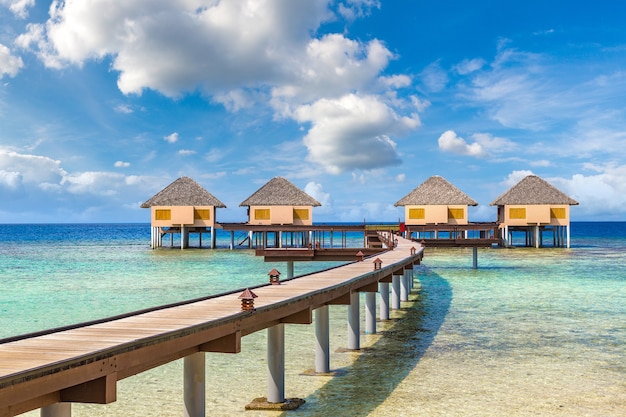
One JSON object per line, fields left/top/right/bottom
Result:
{"left": 1, "top": 223, "right": 624, "bottom": 416}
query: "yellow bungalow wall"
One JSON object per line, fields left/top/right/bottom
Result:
{"left": 151, "top": 206, "right": 216, "bottom": 227}
{"left": 497, "top": 204, "right": 571, "bottom": 226}
{"left": 248, "top": 205, "right": 313, "bottom": 225}
{"left": 403, "top": 205, "right": 469, "bottom": 225}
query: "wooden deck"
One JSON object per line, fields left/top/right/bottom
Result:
{"left": 0, "top": 237, "right": 423, "bottom": 417}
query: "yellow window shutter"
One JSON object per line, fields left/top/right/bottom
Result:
{"left": 509, "top": 207, "right": 526, "bottom": 219}
{"left": 448, "top": 208, "right": 464, "bottom": 220}
{"left": 293, "top": 208, "right": 309, "bottom": 220}
{"left": 550, "top": 207, "right": 566, "bottom": 219}
{"left": 255, "top": 209, "right": 270, "bottom": 220}
{"left": 155, "top": 209, "right": 171, "bottom": 220}
{"left": 194, "top": 209, "right": 211, "bottom": 220}
{"left": 409, "top": 208, "right": 425, "bottom": 219}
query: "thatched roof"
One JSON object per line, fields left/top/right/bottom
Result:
{"left": 490, "top": 175, "right": 579, "bottom": 206}
{"left": 240, "top": 177, "right": 321, "bottom": 207}
{"left": 394, "top": 176, "right": 478, "bottom": 206}
{"left": 140, "top": 177, "right": 226, "bottom": 208}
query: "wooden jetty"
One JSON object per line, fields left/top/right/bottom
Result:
{"left": 0, "top": 236, "right": 423, "bottom": 417}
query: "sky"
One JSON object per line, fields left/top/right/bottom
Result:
{"left": 1, "top": 0, "right": 626, "bottom": 223}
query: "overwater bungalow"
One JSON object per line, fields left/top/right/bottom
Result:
{"left": 141, "top": 176, "right": 226, "bottom": 249}
{"left": 490, "top": 175, "right": 579, "bottom": 248}
{"left": 394, "top": 176, "right": 478, "bottom": 239}
{"left": 240, "top": 177, "right": 321, "bottom": 226}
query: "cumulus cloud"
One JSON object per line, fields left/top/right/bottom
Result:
{"left": 0, "top": 44, "right": 24, "bottom": 78}
{"left": 438, "top": 130, "right": 486, "bottom": 157}
{"left": 438, "top": 130, "right": 516, "bottom": 158}
{"left": 0, "top": 0, "right": 34, "bottom": 18}
{"left": 557, "top": 164, "right": 626, "bottom": 219}
{"left": 114, "top": 161, "right": 130, "bottom": 168}
{"left": 0, "top": 149, "right": 66, "bottom": 184}
{"left": 295, "top": 94, "right": 420, "bottom": 173}
{"left": 164, "top": 132, "right": 179, "bottom": 143}
{"left": 304, "top": 181, "right": 331, "bottom": 208}
{"left": 15, "top": 1, "right": 423, "bottom": 174}
{"left": 501, "top": 170, "right": 534, "bottom": 187}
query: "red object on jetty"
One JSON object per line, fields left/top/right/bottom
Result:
{"left": 410, "top": 246, "right": 417, "bottom": 255}
{"left": 268, "top": 268, "right": 281, "bottom": 285}
{"left": 373, "top": 258, "right": 382, "bottom": 270}
{"left": 356, "top": 251, "right": 364, "bottom": 262}
{"left": 239, "top": 288, "right": 258, "bottom": 311}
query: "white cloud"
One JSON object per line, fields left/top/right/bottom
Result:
{"left": 178, "top": 149, "right": 196, "bottom": 156}
{"left": 204, "top": 148, "right": 222, "bottom": 163}
{"left": 453, "top": 58, "right": 486, "bottom": 75}
{"left": 114, "top": 104, "right": 133, "bottom": 114}
{"left": 295, "top": 94, "right": 420, "bottom": 173}
{"left": 438, "top": 130, "right": 486, "bottom": 157}
{"left": 304, "top": 181, "right": 331, "bottom": 208}
{"left": 0, "top": 149, "right": 66, "bottom": 184}
{"left": 396, "top": 173, "right": 405, "bottom": 182}
{"left": 20, "top": 0, "right": 421, "bottom": 175}
{"left": 501, "top": 170, "right": 534, "bottom": 187}
{"left": 0, "top": 0, "right": 34, "bottom": 18}
{"left": 337, "top": 0, "right": 380, "bottom": 21}
{"left": 114, "top": 161, "right": 130, "bottom": 168}
{"left": 0, "top": 44, "right": 24, "bottom": 78}
{"left": 555, "top": 164, "right": 626, "bottom": 219}
{"left": 0, "top": 170, "right": 21, "bottom": 188}
{"left": 164, "top": 132, "right": 179, "bottom": 143}
{"left": 471, "top": 132, "right": 517, "bottom": 154}
{"left": 419, "top": 61, "right": 448, "bottom": 92}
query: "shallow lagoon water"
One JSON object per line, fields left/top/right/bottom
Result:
{"left": 1, "top": 223, "right": 624, "bottom": 416}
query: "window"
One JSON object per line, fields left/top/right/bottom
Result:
{"left": 448, "top": 208, "right": 464, "bottom": 220}
{"left": 293, "top": 208, "right": 309, "bottom": 220}
{"left": 509, "top": 207, "right": 526, "bottom": 219}
{"left": 194, "top": 209, "right": 211, "bottom": 220}
{"left": 409, "top": 208, "right": 425, "bottom": 219}
{"left": 155, "top": 209, "right": 171, "bottom": 221}
{"left": 550, "top": 207, "right": 566, "bottom": 219}
{"left": 254, "top": 209, "right": 270, "bottom": 220}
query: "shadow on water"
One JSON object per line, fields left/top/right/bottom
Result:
{"left": 281, "top": 266, "right": 452, "bottom": 416}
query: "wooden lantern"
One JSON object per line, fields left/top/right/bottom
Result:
{"left": 239, "top": 288, "right": 258, "bottom": 311}
{"left": 268, "top": 268, "right": 281, "bottom": 285}
{"left": 373, "top": 258, "right": 382, "bottom": 270}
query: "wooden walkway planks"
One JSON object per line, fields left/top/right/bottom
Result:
{"left": 0, "top": 236, "right": 423, "bottom": 417}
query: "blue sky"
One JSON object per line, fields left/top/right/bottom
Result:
{"left": 1, "top": 0, "right": 625, "bottom": 223}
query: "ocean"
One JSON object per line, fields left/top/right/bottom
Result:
{"left": 1, "top": 222, "right": 624, "bottom": 416}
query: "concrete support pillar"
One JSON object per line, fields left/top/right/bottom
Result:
{"left": 183, "top": 352, "right": 205, "bottom": 417}
{"left": 391, "top": 274, "right": 401, "bottom": 310}
{"left": 472, "top": 246, "right": 478, "bottom": 269}
{"left": 267, "top": 324, "right": 285, "bottom": 403}
{"left": 535, "top": 225, "right": 540, "bottom": 248}
{"left": 314, "top": 305, "right": 330, "bottom": 373}
{"left": 379, "top": 282, "right": 390, "bottom": 321}
{"left": 566, "top": 225, "right": 571, "bottom": 248}
{"left": 286, "top": 261, "right": 294, "bottom": 279}
{"left": 365, "top": 292, "right": 376, "bottom": 334}
{"left": 211, "top": 226, "right": 216, "bottom": 249}
{"left": 41, "top": 403, "right": 71, "bottom": 417}
{"left": 347, "top": 292, "right": 360, "bottom": 350}
{"left": 400, "top": 270, "right": 409, "bottom": 302}
{"left": 181, "top": 226, "right": 189, "bottom": 250}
